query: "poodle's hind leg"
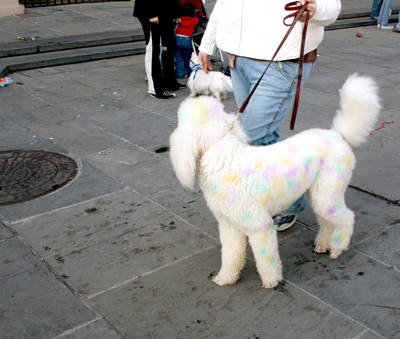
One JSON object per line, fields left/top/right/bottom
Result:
{"left": 248, "top": 223, "right": 283, "bottom": 289}
{"left": 328, "top": 206, "right": 355, "bottom": 259}
{"left": 309, "top": 191, "right": 355, "bottom": 259}
{"left": 213, "top": 219, "right": 247, "bottom": 286}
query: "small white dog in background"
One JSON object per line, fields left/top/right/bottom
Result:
{"left": 170, "top": 74, "right": 380, "bottom": 289}
{"left": 187, "top": 53, "right": 233, "bottom": 100}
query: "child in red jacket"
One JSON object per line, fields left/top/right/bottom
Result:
{"left": 175, "top": 3, "right": 199, "bottom": 78}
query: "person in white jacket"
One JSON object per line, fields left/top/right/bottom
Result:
{"left": 198, "top": 0, "right": 341, "bottom": 231}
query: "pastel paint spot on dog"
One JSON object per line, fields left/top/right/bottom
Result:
{"left": 287, "top": 181, "right": 297, "bottom": 190}
{"left": 203, "top": 134, "right": 219, "bottom": 149}
{"left": 262, "top": 165, "right": 278, "bottom": 180}
{"left": 334, "top": 183, "right": 342, "bottom": 192}
{"left": 248, "top": 178, "right": 269, "bottom": 194}
{"left": 288, "top": 144, "right": 298, "bottom": 153}
{"left": 333, "top": 232, "right": 346, "bottom": 246}
{"left": 268, "top": 255, "right": 278, "bottom": 268}
{"left": 260, "top": 234, "right": 270, "bottom": 244}
{"left": 224, "top": 173, "right": 241, "bottom": 185}
{"left": 243, "top": 167, "right": 256, "bottom": 177}
{"left": 281, "top": 157, "right": 293, "bottom": 167}
{"left": 306, "top": 156, "right": 316, "bottom": 165}
{"left": 209, "top": 182, "right": 218, "bottom": 193}
{"left": 219, "top": 190, "right": 228, "bottom": 203}
{"left": 255, "top": 160, "right": 263, "bottom": 169}
{"left": 242, "top": 212, "right": 255, "bottom": 223}
{"left": 260, "top": 195, "right": 271, "bottom": 206}
{"left": 301, "top": 172, "right": 308, "bottom": 184}
{"left": 226, "top": 187, "right": 239, "bottom": 204}
{"left": 260, "top": 248, "right": 268, "bottom": 256}
{"left": 315, "top": 170, "right": 321, "bottom": 178}
{"left": 343, "top": 155, "right": 353, "bottom": 168}
{"left": 271, "top": 176, "right": 285, "bottom": 194}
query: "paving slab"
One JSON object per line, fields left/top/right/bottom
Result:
{"left": 281, "top": 230, "right": 400, "bottom": 338}
{"left": 0, "top": 161, "right": 125, "bottom": 222}
{"left": 32, "top": 119, "right": 129, "bottom": 156}
{"left": 11, "top": 190, "right": 217, "bottom": 297}
{"left": 352, "top": 145, "right": 400, "bottom": 202}
{"left": 355, "top": 222, "right": 400, "bottom": 270}
{"left": 0, "top": 113, "right": 68, "bottom": 153}
{"left": 0, "top": 237, "right": 96, "bottom": 339}
{"left": 90, "top": 247, "right": 369, "bottom": 339}
{"left": 57, "top": 94, "right": 149, "bottom": 126}
{"left": 82, "top": 145, "right": 177, "bottom": 196}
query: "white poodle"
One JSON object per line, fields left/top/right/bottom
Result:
{"left": 187, "top": 53, "right": 233, "bottom": 100}
{"left": 170, "top": 74, "right": 380, "bottom": 289}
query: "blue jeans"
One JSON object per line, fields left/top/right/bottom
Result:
{"left": 397, "top": 11, "right": 400, "bottom": 29}
{"left": 371, "top": 0, "right": 382, "bottom": 18}
{"left": 377, "top": 0, "right": 393, "bottom": 26}
{"left": 231, "top": 57, "right": 314, "bottom": 215}
{"left": 175, "top": 35, "right": 192, "bottom": 78}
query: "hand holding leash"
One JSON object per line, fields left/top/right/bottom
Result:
{"left": 198, "top": 51, "right": 213, "bottom": 74}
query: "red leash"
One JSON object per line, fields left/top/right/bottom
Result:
{"left": 237, "top": 2, "right": 310, "bottom": 130}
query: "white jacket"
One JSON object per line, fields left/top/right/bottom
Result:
{"left": 199, "top": 0, "right": 341, "bottom": 61}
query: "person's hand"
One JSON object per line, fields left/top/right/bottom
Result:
{"left": 176, "top": 18, "right": 181, "bottom": 23}
{"left": 149, "top": 16, "right": 159, "bottom": 24}
{"left": 298, "top": 0, "right": 316, "bottom": 22}
{"left": 198, "top": 51, "right": 212, "bottom": 73}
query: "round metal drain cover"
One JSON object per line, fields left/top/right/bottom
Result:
{"left": 0, "top": 150, "right": 78, "bottom": 206}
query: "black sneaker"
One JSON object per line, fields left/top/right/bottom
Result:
{"left": 273, "top": 214, "right": 298, "bottom": 231}
{"left": 167, "top": 83, "right": 186, "bottom": 91}
{"left": 150, "top": 91, "right": 176, "bottom": 99}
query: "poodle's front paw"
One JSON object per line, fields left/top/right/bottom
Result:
{"left": 330, "top": 249, "right": 343, "bottom": 259}
{"left": 212, "top": 274, "right": 238, "bottom": 286}
{"left": 314, "top": 245, "right": 328, "bottom": 254}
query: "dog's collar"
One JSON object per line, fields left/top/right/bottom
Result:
{"left": 198, "top": 111, "right": 243, "bottom": 165}
{"left": 191, "top": 64, "right": 202, "bottom": 79}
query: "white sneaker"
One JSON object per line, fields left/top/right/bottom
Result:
{"left": 381, "top": 25, "right": 394, "bottom": 29}
{"left": 273, "top": 214, "right": 298, "bottom": 232}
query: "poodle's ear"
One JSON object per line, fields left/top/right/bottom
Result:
{"left": 169, "top": 126, "right": 199, "bottom": 189}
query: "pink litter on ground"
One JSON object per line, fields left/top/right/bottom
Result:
{"left": 326, "top": 74, "right": 333, "bottom": 76}
{"left": 370, "top": 121, "right": 395, "bottom": 135}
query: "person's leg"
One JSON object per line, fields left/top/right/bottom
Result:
{"left": 139, "top": 18, "right": 165, "bottom": 96}
{"left": 175, "top": 36, "right": 187, "bottom": 78}
{"left": 161, "top": 21, "right": 180, "bottom": 89}
{"left": 231, "top": 57, "right": 314, "bottom": 226}
{"left": 182, "top": 37, "right": 193, "bottom": 76}
{"left": 231, "top": 57, "right": 314, "bottom": 146}
{"left": 377, "top": 0, "right": 394, "bottom": 27}
{"left": 371, "top": 0, "right": 383, "bottom": 18}
{"left": 396, "top": 11, "right": 400, "bottom": 31}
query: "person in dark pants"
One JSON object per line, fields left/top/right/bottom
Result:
{"left": 133, "top": 0, "right": 186, "bottom": 99}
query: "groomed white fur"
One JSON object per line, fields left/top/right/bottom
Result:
{"left": 188, "top": 53, "right": 233, "bottom": 100}
{"left": 170, "top": 74, "right": 380, "bottom": 289}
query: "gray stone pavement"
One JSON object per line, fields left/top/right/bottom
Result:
{"left": 0, "top": 1, "right": 400, "bottom": 339}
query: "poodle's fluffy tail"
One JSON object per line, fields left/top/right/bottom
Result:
{"left": 332, "top": 73, "right": 381, "bottom": 147}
